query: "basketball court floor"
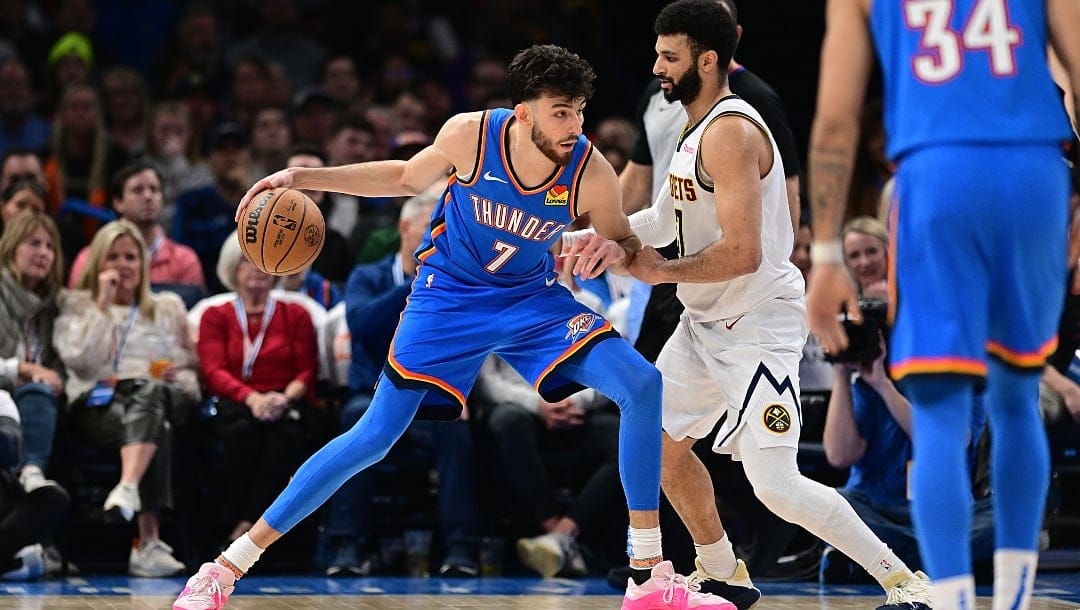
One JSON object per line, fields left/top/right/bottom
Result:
{"left": 2, "top": 570, "right": 1079, "bottom": 609}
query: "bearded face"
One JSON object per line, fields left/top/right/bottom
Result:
{"left": 662, "top": 58, "right": 704, "bottom": 105}
{"left": 530, "top": 120, "right": 575, "bottom": 165}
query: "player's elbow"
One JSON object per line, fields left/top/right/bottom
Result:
{"left": 731, "top": 243, "right": 761, "bottom": 276}
{"left": 398, "top": 164, "right": 441, "bottom": 196}
{"left": 811, "top": 113, "right": 859, "bottom": 147}
{"left": 396, "top": 176, "right": 427, "bottom": 197}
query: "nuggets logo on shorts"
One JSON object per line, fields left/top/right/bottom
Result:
{"left": 565, "top": 312, "right": 598, "bottom": 341}
{"left": 544, "top": 184, "right": 569, "bottom": 206}
{"left": 763, "top": 404, "right": 792, "bottom": 434}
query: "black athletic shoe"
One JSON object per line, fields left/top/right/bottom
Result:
{"left": 687, "top": 558, "right": 762, "bottom": 610}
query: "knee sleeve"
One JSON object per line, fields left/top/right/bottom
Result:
{"left": 741, "top": 441, "right": 851, "bottom": 534}
{"left": 740, "top": 437, "right": 899, "bottom": 571}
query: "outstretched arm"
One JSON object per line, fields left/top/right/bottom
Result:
{"left": 234, "top": 112, "right": 480, "bottom": 221}
{"left": 806, "top": 0, "right": 875, "bottom": 353}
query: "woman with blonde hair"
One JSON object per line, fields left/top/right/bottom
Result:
{"left": 0, "top": 212, "right": 66, "bottom": 492}
{"left": 841, "top": 215, "right": 890, "bottom": 300}
{"left": 53, "top": 219, "right": 199, "bottom": 577}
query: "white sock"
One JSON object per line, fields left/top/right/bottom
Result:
{"left": 627, "top": 527, "right": 662, "bottom": 566}
{"left": 695, "top": 535, "right": 736, "bottom": 579}
{"left": 992, "top": 549, "right": 1038, "bottom": 610}
{"left": 933, "top": 574, "right": 976, "bottom": 610}
{"left": 221, "top": 534, "right": 264, "bottom": 575}
{"left": 868, "top": 545, "right": 909, "bottom": 589}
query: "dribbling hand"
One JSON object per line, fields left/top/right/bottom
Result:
{"left": 234, "top": 169, "right": 296, "bottom": 222}
{"left": 806, "top": 262, "right": 861, "bottom": 356}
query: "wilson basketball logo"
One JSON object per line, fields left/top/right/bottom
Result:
{"left": 304, "top": 225, "right": 322, "bottom": 247}
{"left": 244, "top": 191, "right": 274, "bottom": 244}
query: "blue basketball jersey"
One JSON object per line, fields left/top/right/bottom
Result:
{"left": 415, "top": 108, "right": 589, "bottom": 287}
{"left": 870, "top": 0, "right": 1072, "bottom": 160}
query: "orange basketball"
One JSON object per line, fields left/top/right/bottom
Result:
{"left": 237, "top": 188, "right": 325, "bottom": 276}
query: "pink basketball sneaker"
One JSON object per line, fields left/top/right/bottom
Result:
{"left": 622, "top": 560, "right": 737, "bottom": 609}
{"left": 173, "top": 561, "right": 236, "bottom": 610}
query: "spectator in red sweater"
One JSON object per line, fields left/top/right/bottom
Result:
{"left": 196, "top": 231, "right": 320, "bottom": 546}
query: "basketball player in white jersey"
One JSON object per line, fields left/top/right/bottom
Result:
{"left": 564, "top": 2, "right": 931, "bottom": 608}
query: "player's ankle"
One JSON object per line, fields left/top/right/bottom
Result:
{"left": 215, "top": 556, "right": 245, "bottom": 580}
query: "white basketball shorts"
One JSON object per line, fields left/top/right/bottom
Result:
{"left": 657, "top": 297, "right": 807, "bottom": 459}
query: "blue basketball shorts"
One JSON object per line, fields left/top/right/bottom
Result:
{"left": 383, "top": 268, "right": 621, "bottom": 418}
{"left": 888, "top": 143, "right": 1069, "bottom": 381}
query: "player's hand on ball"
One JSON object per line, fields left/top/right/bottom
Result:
{"left": 627, "top": 246, "right": 666, "bottom": 285}
{"left": 235, "top": 169, "right": 295, "bottom": 222}
{"left": 562, "top": 233, "right": 625, "bottom": 279}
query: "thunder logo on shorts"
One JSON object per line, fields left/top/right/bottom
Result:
{"left": 565, "top": 313, "right": 599, "bottom": 341}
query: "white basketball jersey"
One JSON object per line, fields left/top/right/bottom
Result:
{"left": 666, "top": 95, "right": 803, "bottom": 322}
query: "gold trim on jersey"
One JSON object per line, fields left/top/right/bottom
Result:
{"left": 456, "top": 110, "right": 489, "bottom": 187}
{"left": 569, "top": 144, "right": 593, "bottom": 220}
{"left": 500, "top": 117, "right": 565, "bottom": 194}
{"left": 674, "top": 94, "right": 739, "bottom": 151}
{"left": 695, "top": 110, "right": 774, "bottom": 193}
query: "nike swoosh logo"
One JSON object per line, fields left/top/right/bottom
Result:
{"left": 483, "top": 171, "right": 508, "bottom": 183}
{"left": 545, "top": 276, "right": 558, "bottom": 287}
{"left": 724, "top": 314, "right": 745, "bottom": 330}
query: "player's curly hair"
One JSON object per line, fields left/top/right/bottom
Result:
{"left": 507, "top": 44, "right": 595, "bottom": 106}
{"left": 655, "top": 0, "right": 738, "bottom": 67}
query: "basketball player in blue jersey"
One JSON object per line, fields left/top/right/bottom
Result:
{"left": 808, "top": 1, "right": 1080, "bottom": 609}
{"left": 173, "top": 44, "right": 734, "bottom": 610}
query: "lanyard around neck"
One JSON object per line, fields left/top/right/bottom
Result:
{"left": 234, "top": 296, "right": 276, "bottom": 381}
{"left": 112, "top": 303, "right": 139, "bottom": 372}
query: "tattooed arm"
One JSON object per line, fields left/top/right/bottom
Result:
{"left": 806, "top": 0, "right": 875, "bottom": 353}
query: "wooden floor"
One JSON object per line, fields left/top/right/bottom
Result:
{"left": 4, "top": 569, "right": 1079, "bottom": 609}
{"left": 0, "top": 596, "right": 1076, "bottom": 609}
